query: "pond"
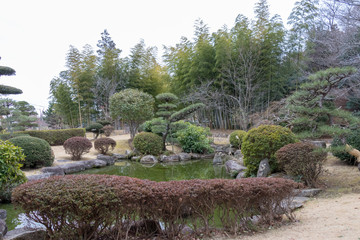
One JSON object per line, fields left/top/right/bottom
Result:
{"left": 1, "top": 159, "right": 231, "bottom": 230}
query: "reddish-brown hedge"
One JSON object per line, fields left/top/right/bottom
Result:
{"left": 94, "top": 137, "right": 116, "bottom": 154}
{"left": 12, "top": 175, "right": 300, "bottom": 239}
{"left": 63, "top": 137, "right": 92, "bottom": 160}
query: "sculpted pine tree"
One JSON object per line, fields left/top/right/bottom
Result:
{"left": 0, "top": 57, "right": 22, "bottom": 95}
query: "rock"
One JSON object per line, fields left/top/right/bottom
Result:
{"left": 125, "top": 150, "right": 132, "bottom": 156}
{"left": 96, "top": 154, "right": 115, "bottom": 165}
{"left": 160, "top": 155, "right": 180, "bottom": 162}
{"left": 140, "top": 155, "right": 158, "bottom": 164}
{"left": 79, "top": 160, "right": 107, "bottom": 169}
{"left": 4, "top": 228, "right": 46, "bottom": 240}
{"left": 257, "top": 158, "right": 271, "bottom": 177}
{"left": 0, "top": 210, "right": 6, "bottom": 220}
{"left": 0, "top": 219, "right": 7, "bottom": 239}
{"left": 200, "top": 153, "right": 215, "bottom": 159}
{"left": 225, "top": 147, "right": 237, "bottom": 155}
{"left": 181, "top": 225, "right": 194, "bottom": 235}
{"left": 112, "top": 153, "right": 128, "bottom": 160}
{"left": 213, "top": 152, "right": 226, "bottom": 165}
{"left": 213, "top": 144, "right": 229, "bottom": 153}
{"left": 225, "top": 160, "right": 247, "bottom": 177}
{"left": 190, "top": 153, "right": 202, "bottom": 160}
{"left": 40, "top": 166, "right": 65, "bottom": 176}
{"left": 27, "top": 173, "right": 53, "bottom": 181}
{"left": 294, "top": 188, "right": 322, "bottom": 197}
{"left": 59, "top": 162, "right": 86, "bottom": 174}
{"left": 307, "top": 140, "right": 327, "bottom": 148}
{"left": 234, "top": 149, "right": 243, "bottom": 158}
{"left": 178, "top": 153, "right": 191, "bottom": 161}
{"left": 236, "top": 171, "right": 246, "bottom": 179}
{"left": 131, "top": 156, "right": 141, "bottom": 162}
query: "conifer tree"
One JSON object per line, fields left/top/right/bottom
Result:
{"left": 0, "top": 57, "right": 22, "bottom": 95}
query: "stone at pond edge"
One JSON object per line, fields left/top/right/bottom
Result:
{"left": 78, "top": 160, "right": 107, "bottom": 169}
{"left": 40, "top": 166, "right": 65, "bottom": 176}
{"left": 0, "top": 210, "right": 6, "bottom": 220}
{"left": 257, "top": 158, "right": 271, "bottom": 177}
{"left": 160, "top": 155, "right": 180, "bottom": 162}
{"left": 307, "top": 140, "right": 327, "bottom": 148}
{"left": 4, "top": 228, "right": 46, "bottom": 240}
{"left": 112, "top": 153, "right": 127, "bottom": 160}
{"left": 140, "top": 155, "right": 158, "bottom": 164}
{"left": 225, "top": 160, "right": 247, "bottom": 177}
{"left": 131, "top": 156, "right": 141, "bottom": 162}
{"left": 0, "top": 219, "right": 7, "bottom": 239}
{"left": 225, "top": 147, "right": 236, "bottom": 155}
{"left": 213, "top": 152, "right": 226, "bottom": 165}
{"left": 58, "top": 162, "right": 86, "bottom": 174}
{"left": 178, "top": 153, "right": 191, "bottom": 161}
{"left": 236, "top": 171, "right": 246, "bottom": 179}
{"left": 96, "top": 154, "right": 115, "bottom": 165}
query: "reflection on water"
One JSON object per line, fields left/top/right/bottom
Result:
{"left": 1, "top": 159, "right": 231, "bottom": 230}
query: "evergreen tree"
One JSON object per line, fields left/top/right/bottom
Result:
{"left": 0, "top": 57, "right": 22, "bottom": 95}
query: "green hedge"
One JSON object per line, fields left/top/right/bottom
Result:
{"left": 7, "top": 128, "right": 86, "bottom": 146}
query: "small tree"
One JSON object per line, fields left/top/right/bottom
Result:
{"left": 109, "top": 89, "right": 154, "bottom": 139}
{"left": 0, "top": 57, "right": 23, "bottom": 96}
{"left": 287, "top": 67, "right": 359, "bottom": 138}
{"left": 155, "top": 92, "right": 205, "bottom": 150}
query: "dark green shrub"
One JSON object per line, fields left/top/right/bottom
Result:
{"left": 63, "top": 137, "right": 92, "bottom": 160}
{"left": 86, "top": 123, "right": 104, "bottom": 139}
{"left": 94, "top": 137, "right": 116, "bottom": 154}
{"left": 276, "top": 142, "right": 327, "bottom": 187}
{"left": 133, "top": 132, "right": 163, "bottom": 155}
{"left": 0, "top": 133, "right": 30, "bottom": 141}
{"left": 12, "top": 175, "right": 300, "bottom": 239}
{"left": 242, "top": 125, "right": 297, "bottom": 176}
{"left": 10, "top": 136, "right": 54, "bottom": 168}
{"left": 7, "top": 128, "right": 86, "bottom": 146}
{"left": 102, "top": 125, "right": 114, "bottom": 137}
{"left": 97, "top": 119, "right": 112, "bottom": 126}
{"left": 229, "top": 130, "right": 247, "bottom": 149}
{"left": 0, "top": 140, "right": 26, "bottom": 202}
{"left": 176, "top": 122, "right": 213, "bottom": 154}
{"left": 331, "top": 129, "right": 360, "bottom": 165}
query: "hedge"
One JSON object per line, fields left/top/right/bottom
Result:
{"left": 13, "top": 175, "right": 300, "bottom": 239}
{"left": 6, "top": 128, "right": 86, "bottom": 146}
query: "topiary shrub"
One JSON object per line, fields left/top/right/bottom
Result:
{"left": 0, "top": 133, "right": 30, "bottom": 141}
{"left": 101, "top": 125, "right": 114, "bottom": 137}
{"left": 94, "top": 137, "right": 116, "bottom": 154}
{"left": 275, "top": 142, "right": 327, "bottom": 187}
{"left": 229, "top": 130, "right": 247, "bottom": 149}
{"left": 176, "top": 122, "right": 213, "bottom": 154}
{"left": 133, "top": 132, "right": 163, "bottom": 155}
{"left": 242, "top": 125, "right": 297, "bottom": 176}
{"left": 97, "top": 119, "right": 112, "bottom": 126}
{"left": 331, "top": 129, "right": 360, "bottom": 165}
{"left": 63, "top": 137, "right": 92, "bottom": 160}
{"left": 10, "top": 136, "right": 54, "bottom": 168}
{"left": 0, "top": 140, "right": 26, "bottom": 202}
{"left": 86, "top": 123, "right": 104, "bottom": 139}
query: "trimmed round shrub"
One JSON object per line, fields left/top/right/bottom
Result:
{"left": 275, "top": 142, "right": 327, "bottom": 187}
{"left": 0, "top": 140, "right": 26, "bottom": 202}
{"left": 94, "top": 137, "right": 116, "bottom": 154}
{"left": 97, "top": 119, "right": 112, "bottom": 126}
{"left": 331, "top": 129, "right": 360, "bottom": 165}
{"left": 133, "top": 132, "right": 163, "bottom": 155}
{"left": 242, "top": 125, "right": 297, "bottom": 176}
{"left": 63, "top": 137, "right": 92, "bottom": 160}
{"left": 229, "top": 130, "right": 247, "bottom": 149}
{"left": 102, "top": 125, "right": 114, "bottom": 137}
{"left": 86, "top": 123, "right": 104, "bottom": 139}
{"left": 10, "top": 136, "right": 54, "bottom": 168}
{"left": 176, "top": 123, "right": 213, "bottom": 154}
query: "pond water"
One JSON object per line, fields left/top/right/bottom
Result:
{"left": 0, "top": 159, "right": 231, "bottom": 230}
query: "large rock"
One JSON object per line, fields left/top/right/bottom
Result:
{"left": 190, "top": 153, "right": 202, "bottom": 160}
{"left": 257, "top": 158, "right": 271, "bottom": 177}
{"left": 27, "top": 173, "right": 53, "bottom": 181}
{"left": 0, "top": 219, "right": 7, "bottom": 239}
{"left": 225, "top": 160, "right": 247, "bottom": 177}
{"left": 178, "top": 153, "right": 192, "bottom": 161}
{"left": 159, "top": 155, "right": 180, "bottom": 162}
{"left": 112, "top": 153, "right": 128, "bottom": 160}
{"left": 4, "top": 228, "right": 46, "bottom": 240}
{"left": 213, "top": 152, "right": 226, "bottom": 165}
{"left": 79, "top": 160, "right": 107, "bottom": 169}
{"left": 96, "top": 154, "right": 115, "bottom": 165}
{"left": 200, "top": 153, "right": 215, "bottom": 159}
{"left": 140, "top": 155, "right": 158, "bottom": 164}
{"left": 59, "top": 162, "right": 86, "bottom": 174}
{"left": 236, "top": 171, "right": 246, "bottom": 179}
{"left": 308, "top": 140, "right": 327, "bottom": 148}
{"left": 225, "top": 147, "right": 237, "bottom": 155}
{"left": 294, "top": 188, "right": 322, "bottom": 197}
{"left": 131, "top": 156, "right": 141, "bottom": 162}
{"left": 40, "top": 166, "right": 65, "bottom": 176}
{"left": 233, "top": 150, "right": 244, "bottom": 165}
{"left": 213, "top": 144, "right": 229, "bottom": 153}
{"left": 0, "top": 210, "right": 6, "bottom": 220}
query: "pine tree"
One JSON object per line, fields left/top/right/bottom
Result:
{"left": 0, "top": 57, "right": 22, "bottom": 95}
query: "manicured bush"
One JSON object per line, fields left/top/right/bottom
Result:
{"left": 7, "top": 128, "right": 86, "bottom": 146}
{"left": 242, "top": 125, "right": 297, "bottom": 176}
{"left": 97, "top": 119, "right": 112, "bottom": 126}
{"left": 63, "top": 137, "right": 92, "bottom": 160}
{"left": 133, "top": 132, "right": 163, "bottom": 155}
{"left": 10, "top": 136, "right": 54, "bottom": 168}
{"left": 176, "top": 122, "right": 213, "bottom": 154}
{"left": 94, "top": 137, "right": 116, "bottom": 154}
{"left": 12, "top": 175, "right": 300, "bottom": 239}
{"left": 331, "top": 129, "right": 360, "bottom": 165}
{"left": 0, "top": 140, "right": 26, "bottom": 202}
{"left": 229, "top": 130, "right": 247, "bottom": 149}
{"left": 86, "top": 123, "right": 104, "bottom": 139}
{"left": 276, "top": 142, "right": 327, "bottom": 187}
{"left": 101, "top": 125, "right": 114, "bottom": 137}
{"left": 0, "top": 133, "right": 30, "bottom": 141}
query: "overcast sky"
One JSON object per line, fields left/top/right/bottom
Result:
{"left": 0, "top": 0, "right": 296, "bottom": 114}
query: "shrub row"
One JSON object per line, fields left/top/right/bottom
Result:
{"left": 13, "top": 175, "right": 300, "bottom": 239}
{"left": 6, "top": 128, "right": 86, "bottom": 146}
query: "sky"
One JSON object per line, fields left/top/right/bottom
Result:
{"left": 0, "top": 0, "right": 296, "bottom": 114}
